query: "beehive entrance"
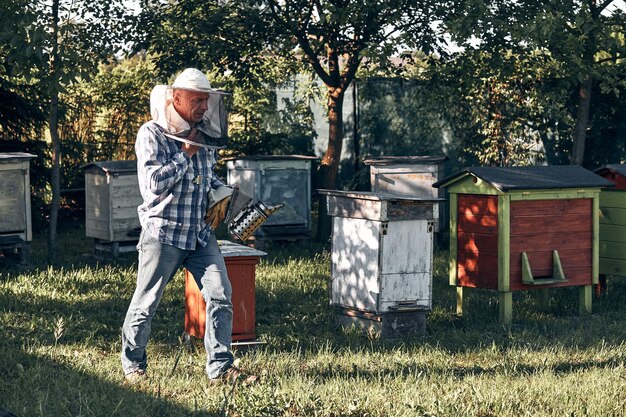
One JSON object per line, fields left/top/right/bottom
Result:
{"left": 521, "top": 250, "right": 568, "bottom": 285}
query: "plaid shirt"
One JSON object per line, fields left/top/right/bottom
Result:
{"left": 135, "top": 121, "right": 226, "bottom": 250}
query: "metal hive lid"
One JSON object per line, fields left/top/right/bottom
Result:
{"left": 82, "top": 160, "right": 137, "bottom": 173}
{"left": 364, "top": 155, "right": 448, "bottom": 165}
{"left": 0, "top": 152, "right": 37, "bottom": 160}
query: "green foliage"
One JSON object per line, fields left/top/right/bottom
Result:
{"left": 354, "top": 77, "right": 454, "bottom": 185}
{"left": 431, "top": 48, "right": 575, "bottom": 166}
{"left": 0, "top": 72, "right": 47, "bottom": 141}
{"left": 133, "top": 0, "right": 322, "bottom": 160}
{"left": 583, "top": 79, "right": 626, "bottom": 167}
{"left": 220, "top": 73, "right": 320, "bottom": 159}
{"left": 444, "top": 0, "right": 626, "bottom": 166}
{"left": 1, "top": 0, "right": 130, "bottom": 88}
{"left": 59, "top": 56, "right": 157, "bottom": 161}
{"left": 134, "top": 0, "right": 275, "bottom": 84}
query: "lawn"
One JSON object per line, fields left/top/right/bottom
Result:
{"left": 1, "top": 226, "right": 625, "bottom": 416}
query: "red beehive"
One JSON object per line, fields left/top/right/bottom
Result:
{"left": 184, "top": 241, "right": 266, "bottom": 341}
{"left": 434, "top": 165, "right": 613, "bottom": 324}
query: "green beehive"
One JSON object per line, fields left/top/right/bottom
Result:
{"left": 434, "top": 165, "right": 613, "bottom": 324}
{"left": 593, "top": 165, "right": 626, "bottom": 291}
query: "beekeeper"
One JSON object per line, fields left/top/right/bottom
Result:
{"left": 120, "top": 68, "right": 256, "bottom": 385}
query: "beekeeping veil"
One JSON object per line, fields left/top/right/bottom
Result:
{"left": 150, "top": 68, "right": 229, "bottom": 149}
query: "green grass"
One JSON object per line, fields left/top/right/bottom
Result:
{"left": 1, "top": 226, "right": 626, "bottom": 416}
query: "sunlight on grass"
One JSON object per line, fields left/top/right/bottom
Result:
{"left": 1, "top": 230, "right": 626, "bottom": 416}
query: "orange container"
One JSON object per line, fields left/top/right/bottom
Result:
{"left": 184, "top": 241, "right": 266, "bottom": 341}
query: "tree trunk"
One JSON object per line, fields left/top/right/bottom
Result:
{"left": 48, "top": 0, "right": 61, "bottom": 264}
{"left": 316, "top": 87, "right": 345, "bottom": 242}
{"left": 352, "top": 81, "right": 360, "bottom": 186}
{"left": 570, "top": 76, "right": 593, "bottom": 165}
{"left": 319, "top": 88, "right": 345, "bottom": 189}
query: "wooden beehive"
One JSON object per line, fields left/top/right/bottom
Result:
{"left": 184, "top": 241, "right": 266, "bottom": 342}
{"left": 0, "top": 152, "right": 35, "bottom": 264}
{"left": 434, "top": 165, "right": 613, "bottom": 324}
{"left": 364, "top": 155, "right": 448, "bottom": 231}
{"left": 84, "top": 161, "right": 142, "bottom": 246}
{"left": 225, "top": 155, "right": 317, "bottom": 241}
{"left": 593, "top": 164, "right": 626, "bottom": 280}
{"left": 321, "top": 189, "right": 442, "bottom": 339}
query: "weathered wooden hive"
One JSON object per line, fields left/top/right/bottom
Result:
{"left": 593, "top": 164, "right": 626, "bottom": 285}
{"left": 434, "top": 165, "right": 613, "bottom": 324}
{"left": 321, "top": 189, "right": 442, "bottom": 339}
{"left": 364, "top": 155, "right": 448, "bottom": 231}
{"left": 83, "top": 161, "right": 142, "bottom": 255}
{"left": 0, "top": 152, "right": 36, "bottom": 264}
{"left": 225, "top": 155, "right": 317, "bottom": 243}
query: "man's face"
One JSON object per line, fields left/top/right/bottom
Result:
{"left": 173, "top": 89, "right": 210, "bottom": 124}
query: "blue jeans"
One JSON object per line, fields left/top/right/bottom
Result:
{"left": 121, "top": 231, "right": 233, "bottom": 379}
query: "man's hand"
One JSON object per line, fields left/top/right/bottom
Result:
{"left": 182, "top": 128, "right": 202, "bottom": 157}
{"left": 205, "top": 196, "right": 231, "bottom": 229}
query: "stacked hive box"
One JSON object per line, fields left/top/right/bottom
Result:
{"left": 225, "top": 155, "right": 317, "bottom": 244}
{"left": 321, "top": 189, "right": 441, "bottom": 339}
{"left": 364, "top": 155, "right": 448, "bottom": 232}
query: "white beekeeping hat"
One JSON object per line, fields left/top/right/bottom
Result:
{"left": 150, "top": 68, "right": 229, "bottom": 148}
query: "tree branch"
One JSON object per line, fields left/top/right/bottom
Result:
{"left": 295, "top": 31, "right": 335, "bottom": 87}
{"left": 340, "top": 51, "right": 362, "bottom": 91}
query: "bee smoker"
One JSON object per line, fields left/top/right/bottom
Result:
{"left": 228, "top": 200, "right": 284, "bottom": 242}
{"left": 224, "top": 187, "right": 284, "bottom": 242}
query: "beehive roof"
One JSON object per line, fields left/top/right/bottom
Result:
{"left": 82, "top": 160, "right": 137, "bottom": 173}
{"left": 0, "top": 152, "right": 37, "bottom": 160}
{"left": 433, "top": 165, "right": 613, "bottom": 191}
{"left": 222, "top": 155, "right": 318, "bottom": 161}
{"left": 363, "top": 155, "right": 448, "bottom": 165}
{"left": 594, "top": 164, "right": 626, "bottom": 178}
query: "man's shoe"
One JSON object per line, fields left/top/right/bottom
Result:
{"left": 125, "top": 369, "right": 148, "bottom": 384}
{"left": 210, "top": 366, "right": 258, "bottom": 386}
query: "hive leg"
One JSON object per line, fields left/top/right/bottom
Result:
{"left": 579, "top": 285, "right": 592, "bottom": 314}
{"left": 19, "top": 243, "right": 30, "bottom": 266}
{"left": 594, "top": 274, "right": 607, "bottom": 298}
{"left": 499, "top": 292, "right": 512, "bottom": 325}
{"left": 456, "top": 286, "right": 464, "bottom": 315}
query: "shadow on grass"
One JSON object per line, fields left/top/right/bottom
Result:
{"left": 4, "top": 225, "right": 626, "bottom": 398}
{"left": 254, "top": 265, "right": 626, "bottom": 357}
{"left": 300, "top": 353, "right": 626, "bottom": 384}
{"left": 0, "top": 340, "right": 215, "bottom": 417}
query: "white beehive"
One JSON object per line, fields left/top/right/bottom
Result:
{"left": 226, "top": 155, "right": 317, "bottom": 240}
{"left": 364, "top": 156, "right": 447, "bottom": 232}
{"left": 84, "top": 161, "right": 142, "bottom": 245}
{"left": 322, "top": 189, "right": 442, "bottom": 339}
{"left": 0, "top": 152, "right": 35, "bottom": 263}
